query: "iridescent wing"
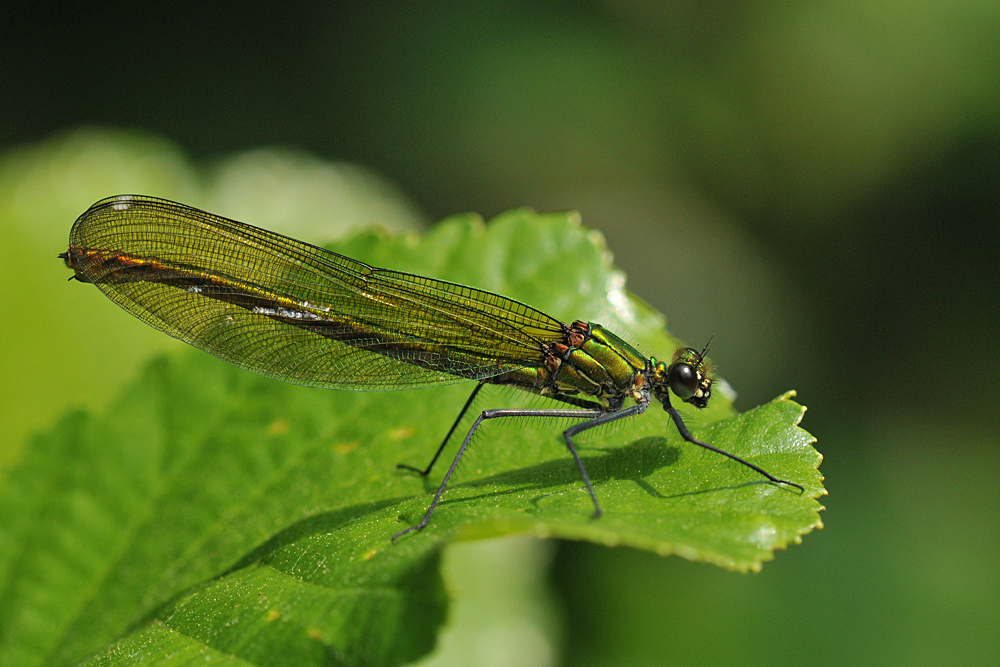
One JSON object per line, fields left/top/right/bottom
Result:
{"left": 66, "top": 195, "right": 566, "bottom": 390}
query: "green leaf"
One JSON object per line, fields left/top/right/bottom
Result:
{"left": 0, "top": 209, "right": 824, "bottom": 666}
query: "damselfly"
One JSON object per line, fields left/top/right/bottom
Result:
{"left": 61, "top": 195, "right": 803, "bottom": 540}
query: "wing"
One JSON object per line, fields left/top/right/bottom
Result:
{"left": 65, "top": 195, "right": 568, "bottom": 391}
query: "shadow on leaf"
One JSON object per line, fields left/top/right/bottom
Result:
{"left": 438, "top": 436, "right": 682, "bottom": 505}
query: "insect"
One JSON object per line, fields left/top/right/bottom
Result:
{"left": 61, "top": 195, "right": 803, "bottom": 540}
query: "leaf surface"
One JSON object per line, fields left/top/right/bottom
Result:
{"left": 0, "top": 209, "right": 824, "bottom": 667}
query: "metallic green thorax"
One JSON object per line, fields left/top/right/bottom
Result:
{"left": 495, "top": 319, "right": 714, "bottom": 414}
{"left": 486, "top": 320, "right": 711, "bottom": 418}
{"left": 496, "top": 321, "right": 650, "bottom": 410}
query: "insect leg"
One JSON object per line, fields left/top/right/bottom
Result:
{"left": 392, "top": 406, "right": 604, "bottom": 541}
{"left": 661, "top": 395, "right": 805, "bottom": 493}
{"left": 562, "top": 403, "right": 648, "bottom": 518}
{"left": 396, "top": 382, "right": 486, "bottom": 476}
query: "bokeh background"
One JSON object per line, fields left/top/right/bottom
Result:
{"left": 2, "top": 2, "right": 998, "bottom": 665}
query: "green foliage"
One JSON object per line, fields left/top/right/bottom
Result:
{"left": 0, "top": 210, "right": 823, "bottom": 666}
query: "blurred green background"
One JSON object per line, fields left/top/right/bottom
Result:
{"left": 1, "top": 2, "right": 997, "bottom": 665}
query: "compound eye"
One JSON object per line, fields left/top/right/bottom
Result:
{"left": 668, "top": 363, "right": 698, "bottom": 399}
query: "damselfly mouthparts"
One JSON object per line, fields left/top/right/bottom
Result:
{"left": 61, "top": 195, "right": 803, "bottom": 540}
